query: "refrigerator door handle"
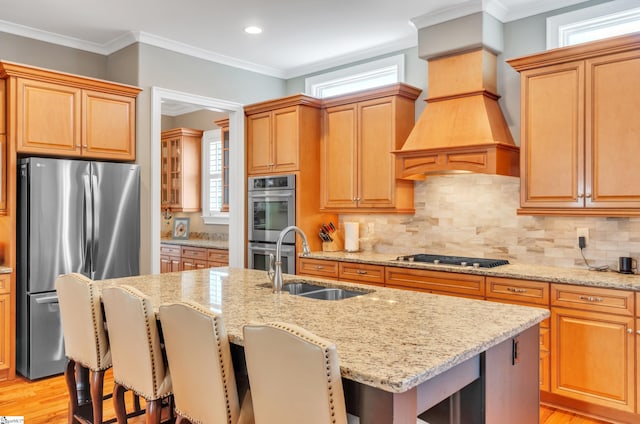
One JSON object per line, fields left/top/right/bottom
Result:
{"left": 35, "top": 295, "right": 59, "bottom": 304}
{"left": 91, "top": 173, "right": 99, "bottom": 279}
{"left": 83, "top": 173, "right": 93, "bottom": 276}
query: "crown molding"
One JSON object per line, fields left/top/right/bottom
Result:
{"left": 0, "top": 18, "right": 110, "bottom": 54}
{"left": 281, "top": 35, "right": 417, "bottom": 79}
{"left": 410, "top": 0, "right": 590, "bottom": 28}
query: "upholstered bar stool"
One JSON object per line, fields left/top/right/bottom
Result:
{"left": 158, "top": 301, "right": 254, "bottom": 424}
{"left": 56, "top": 273, "right": 113, "bottom": 424}
{"left": 243, "top": 323, "right": 428, "bottom": 424}
{"left": 102, "top": 285, "right": 173, "bottom": 424}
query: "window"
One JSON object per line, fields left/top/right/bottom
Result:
{"left": 202, "top": 129, "right": 228, "bottom": 224}
{"left": 305, "top": 54, "right": 404, "bottom": 98}
{"left": 547, "top": 0, "right": 640, "bottom": 49}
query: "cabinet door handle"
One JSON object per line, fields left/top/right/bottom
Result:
{"left": 578, "top": 295, "right": 603, "bottom": 303}
{"left": 507, "top": 287, "right": 527, "bottom": 293}
{"left": 314, "top": 265, "right": 324, "bottom": 270}
{"left": 356, "top": 270, "right": 368, "bottom": 275}
{"left": 627, "top": 329, "right": 634, "bottom": 334}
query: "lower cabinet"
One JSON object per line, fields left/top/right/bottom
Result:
{"left": 550, "top": 283, "right": 635, "bottom": 414}
{"left": 180, "top": 246, "right": 208, "bottom": 271}
{"left": 160, "top": 244, "right": 181, "bottom": 273}
{"left": 486, "top": 276, "right": 550, "bottom": 392}
{"left": 298, "top": 257, "right": 640, "bottom": 422}
{"left": 0, "top": 274, "right": 10, "bottom": 381}
{"left": 297, "top": 258, "right": 384, "bottom": 286}
{"left": 160, "top": 243, "right": 229, "bottom": 273}
{"left": 385, "top": 267, "right": 485, "bottom": 299}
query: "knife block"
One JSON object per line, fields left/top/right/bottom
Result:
{"left": 322, "top": 232, "right": 343, "bottom": 252}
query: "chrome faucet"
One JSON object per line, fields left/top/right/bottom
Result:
{"left": 268, "top": 225, "right": 311, "bottom": 293}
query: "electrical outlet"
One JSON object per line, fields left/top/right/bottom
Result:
{"left": 577, "top": 227, "right": 589, "bottom": 247}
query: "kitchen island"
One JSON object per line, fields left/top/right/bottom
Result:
{"left": 96, "top": 267, "right": 548, "bottom": 423}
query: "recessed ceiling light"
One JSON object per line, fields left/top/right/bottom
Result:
{"left": 244, "top": 26, "right": 263, "bottom": 35}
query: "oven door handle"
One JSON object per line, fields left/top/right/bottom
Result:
{"left": 249, "top": 192, "right": 293, "bottom": 198}
{"left": 250, "top": 245, "right": 295, "bottom": 253}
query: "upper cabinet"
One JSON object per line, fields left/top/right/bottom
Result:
{"left": 0, "top": 80, "right": 5, "bottom": 215}
{"left": 245, "top": 94, "right": 322, "bottom": 176}
{"left": 161, "top": 128, "right": 203, "bottom": 212}
{"left": 320, "top": 83, "right": 421, "bottom": 213}
{"left": 508, "top": 33, "right": 640, "bottom": 216}
{"left": 0, "top": 61, "right": 140, "bottom": 161}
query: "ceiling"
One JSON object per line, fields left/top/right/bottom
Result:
{"left": 0, "top": 0, "right": 589, "bottom": 79}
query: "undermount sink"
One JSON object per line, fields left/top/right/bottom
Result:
{"left": 282, "top": 280, "right": 370, "bottom": 300}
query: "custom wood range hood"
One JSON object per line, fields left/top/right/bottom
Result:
{"left": 394, "top": 48, "right": 519, "bottom": 179}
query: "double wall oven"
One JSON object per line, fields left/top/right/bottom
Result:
{"left": 247, "top": 174, "right": 296, "bottom": 274}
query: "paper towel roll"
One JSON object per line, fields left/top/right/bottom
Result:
{"left": 344, "top": 222, "right": 359, "bottom": 252}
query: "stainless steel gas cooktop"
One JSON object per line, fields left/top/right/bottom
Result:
{"left": 395, "top": 254, "right": 509, "bottom": 268}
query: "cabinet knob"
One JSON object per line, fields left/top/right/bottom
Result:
{"left": 315, "top": 265, "right": 324, "bottom": 270}
{"left": 577, "top": 193, "right": 584, "bottom": 198}
{"left": 628, "top": 328, "right": 634, "bottom": 334}
{"left": 585, "top": 193, "right": 592, "bottom": 198}
{"left": 636, "top": 330, "right": 640, "bottom": 335}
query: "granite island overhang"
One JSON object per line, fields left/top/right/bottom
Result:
{"left": 96, "top": 267, "right": 549, "bottom": 423}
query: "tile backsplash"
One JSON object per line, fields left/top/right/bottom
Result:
{"left": 342, "top": 174, "right": 640, "bottom": 270}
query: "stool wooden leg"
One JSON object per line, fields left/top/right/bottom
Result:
{"left": 90, "top": 369, "right": 105, "bottom": 424}
{"left": 146, "top": 399, "right": 162, "bottom": 424}
{"left": 64, "top": 360, "right": 78, "bottom": 424}
{"left": 113, "top": 383, "right": 128, "bottom": 424}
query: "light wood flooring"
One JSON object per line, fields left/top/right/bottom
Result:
{"left": 0, "top": 370, "right": 612, "bottom": 424}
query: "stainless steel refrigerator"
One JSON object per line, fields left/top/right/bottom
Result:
{"left": 17, "top": 157, "right": 140, "bottom": 380}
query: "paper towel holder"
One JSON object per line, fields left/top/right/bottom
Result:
{"left": 344, "top": 222, "right": 360, "bottom": 252}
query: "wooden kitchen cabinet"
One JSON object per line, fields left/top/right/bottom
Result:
{"left": 0, "top": 80, "right": 4, "bottom": 215}
{"left": 0, "top": 62, "right": 139, "bottom": 161}
{"left": 161, "top": 243, "right": 229, "bottom": 273}
{"left": 207, "top": 248, "right": 229, "bottom": 267}
{"left": 298, "top": 258, "right": 339, "bottom": 280}
{"left": 385, "top": 267, "right": 485, "bottom": 299}
{"left": 0, "top": 274, "right": 10, "bottom": 381}
{"left": 550, "top": 283, "right": 635, "bottom": 413}
{"left": 338, "top": 262, "right": 384, "bottom": 286}
{"left": 160, "top": 244, "right": 181, "bottom": 273}
{"left": 180, "top": 246, "right": 208, "bottom": 271}
{"left": 245, "top": 94, "right": 322, "bottom": 176}
{"left": 508, "top": 34, "right": 640, "bottom": 215}
{"left": 486, "top": 276, "right": 550, "bottom": 391}
{"left": 320, "top": 84, "right": 420, "bottom": 213}
{"left": 0, "top": 135, "right": 5, "bottom": 215}
{"left": 161, "top": 128, "right": 203, "bottom": 212}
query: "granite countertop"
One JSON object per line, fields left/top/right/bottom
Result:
{"left": 0, "top": 266, "right": 11, "bottom": 274}
{"left": 304, "top": 251, "right": 640, "bottom": 291}
{"left": 161, "top": 238, "right": 228, "bottom": 250}
{"left": 97, "top": 267, "right": 548, "bottom": 393}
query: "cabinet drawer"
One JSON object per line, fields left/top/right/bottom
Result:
{"left": 181, "top": 246, "right": 207, "bottom": 260}
{"left": 551, "top": 284, "right": 634, "bottom": 316}
{"left": 207, "top": 249, "right": 228, "bottom": 264}
{"left": 298, "top": 258, "right": 339, "bottom": 279}
{"left": 181, "top": 258, "right": 208, "bottom": 271}
{"left": 338, "top": 263, "right": 384, "bottom": 286}
{"left": 160, "top": 244, "right": 181, "bottom": 256}
{"left": 0, "top": 275, "right": 9, "bottom": 294}
{"left": 486, "top": 277, "right": 549, "bottom": 306}
{"left": 385, "top": 267, "right": 485, "bottom": 297}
